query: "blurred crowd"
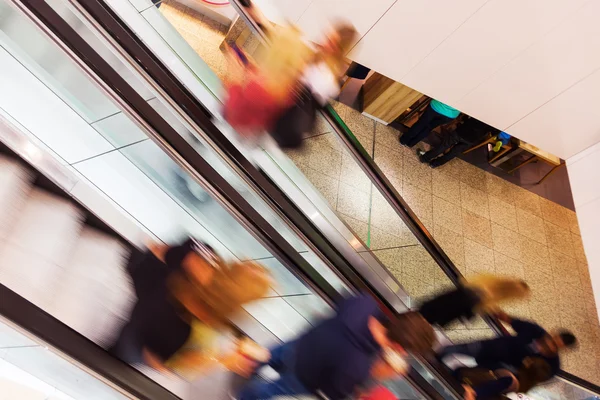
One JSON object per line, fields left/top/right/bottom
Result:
{"left": 108, "top": 236, "right": 577, "bottom": 400}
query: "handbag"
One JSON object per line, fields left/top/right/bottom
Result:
{"left": 270, "top": 86, "right": 318, "bottom": 149}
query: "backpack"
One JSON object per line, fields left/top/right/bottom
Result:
{"left": 270, "top": 86, "right": 318, "bottom": 149}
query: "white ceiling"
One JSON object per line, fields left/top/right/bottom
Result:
{"left": 254, "top": 0, "right": 600, "bottom": 160}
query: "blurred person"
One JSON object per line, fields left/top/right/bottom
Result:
{"left": 437, "top": 311, "right": 577, "bottom": 382}
{"left": 108, "top": 238, "right": 272, "bottom": 378}
{"left": 270, "top": 22, "right": 358, "bottom": 148}
{"left": 419, "top": 274, "right": 530, "bottom": 328}
{"left": 222, "top": 24, "right": 313, "bottom": 140}
{"left": 237, "top": 294, "right": 435, "bottom": 400}
{"left": 417, "top": 116, "right": 497, "bottom": 168}
{"left": 455, "top": 356, "right": 552, "bottom": 400}
{"left": 152, "top": 0, "right": 161, "bottom": 8}
{"left": 399, "top": 99, "right": 460, "bottom": 148}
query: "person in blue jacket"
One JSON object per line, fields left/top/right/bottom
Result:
{"left": 438, "top": 311, "right": 577, "bottom": 382}
{"left": 237, "top": 295, "right": 435, "bottom": 400}
{"left": 400, "top": 99, "right": 461, "bottom": 148}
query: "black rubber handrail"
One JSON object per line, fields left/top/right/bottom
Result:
{"left": 229, "top": 2, "right": 600, "bottom": 395}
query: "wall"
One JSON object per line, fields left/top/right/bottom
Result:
{"left": 261, "top": 0, "right": 600, "bottom": 160}
{"left": 567, "top": 144, "right": 600, "bottom": 320}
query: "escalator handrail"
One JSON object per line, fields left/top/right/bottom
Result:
{"left": 229, "top": 2, "right": 600, "bottom": 396}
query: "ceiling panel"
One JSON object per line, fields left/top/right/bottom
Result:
{"left": 297, "top": 0, "right": 396, "bottom": 44}
{"left": 401, "top": 0, "right": 586, "bottom": 104}
{"left": 507, "top": 69, "right": 600, "bottom": 159}
{"left": 350, "top": 0, "right": 489, "bottom": 81}
{"left": 456, "top": 1, "right": 600, "bottom": 132}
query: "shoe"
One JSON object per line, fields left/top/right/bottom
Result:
{"left": 416, "top": 149, "right": 426, "bottom": 157}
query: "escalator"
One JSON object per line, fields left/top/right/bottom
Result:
{"left": 0, "top": 0, "right": 599, "bottom": 399}
{"left": 0, "top": 0, "right": 459, "bottom": 399}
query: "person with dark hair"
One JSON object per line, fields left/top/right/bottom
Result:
{"left": 417, "top": 116, "right": 497, "bottom": 168}
{"left": 438, "top": 311, "right": 577, "bottom": 383}
{"left": 399, "top": 99, "right": 460, "bottom": 148}
{"left": 238, "top": 295, "right": 436, "bottom": 400}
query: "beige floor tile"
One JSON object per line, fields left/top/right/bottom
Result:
{"left": 372, "top": 248, "right": 403, "bottom": 280}
{"left": 339, "top": 152, "right": 372, "bottom": 193}
{"left": 462, "top": 209, "right": 493, "bottom": 248}
{"left": 545, "top": 221, "right": 575, "bottom": 258}
{"left": 432, "top": 169, "right": 461, "bottom": 206}
{"left": 308, "top": 114, "right": 333, "bottom": 138}
{"left": 460, "top": 182, "right": 490, "bottom": 219}
{"left": 373, "top": 142, "right": 403, "bottom": 179}
{"left": 456, "top": 160, "right": 487, "bottom": 192}
{"left": 433, "top": 224, "right": 465, "bottom": 270}
{"left": 518, "top": 235, "right": 550, "bottom": 268}
{"left": 336, "top": 182, "right": 370, "bottom": 223}
{"left": 374, "top": 124, "right": 401, "bottom": 150}
{"left": 540, "top": 196, "right": 571, "bottom": 230}
{"left": 303, "top": 167, "right": 339, "bottom": 208}
{"left": 464, "top": 238, "right": 494, "bottom": 275}
{"left": 516, "top": 207, "right": 547, "bottom": 244}
{"left": 336, "top": 105, "right": 375, "bottom": 155}
{"left": 549, "top": 248, "right": 580, "bottom": 290}
{"left": 371, "top": 190, "right": 405, "bottom": 235}
{"left": 578, "top": 262, "right": 594, "bottom": 296}
{"left": 402, "top": 183, "right": 433, "bottom": 227}
{"left": 338, "top": 212, "right": 369, "bottom": 245}
{"left": 401, "top": 245, "right": 439, "bottom": 279}
{"left": 512, "top": 186, "right": 542, "bottom": 217}
{"left": 566, "top": 209, "right": 581, "bottom": 235}
{"left": 433, "top": 195, "right": 463, "bottom": 235}
{"left": 297, "top": 135, "right": 343, "bottom": 181}
{"left": 491, "top": 222, "right": 522, "bottom": 261}
{"left": 485, "top": 173, "right": 516, "bottom": 205}
{"left": 369, "top": 224, "right": 418, "bottom": 250}
{"left": 503, "top": 301, "right": 531, "bottom": 320}
{"left": 493, "top": 251, "right": 524, "bottom": 279}
{"left": 529, "top": 300, "right": 561, "bottom": 330}
{"left": 584, "top": 294, "right": 600, "bottom": 327}
{"left": 488, "top": 194, "right": 518, "bottom": 232}
{"left": 400, "top": 272, "right": 435, "bottom": 300}
{"left": 436, "top": 158, "right": 464, "bottom": 181}
{"left": 403, "top": 153, "right": 433, "bottom": 193}
{"left": 571, "top": 231, "right": 587, "bottom": 263}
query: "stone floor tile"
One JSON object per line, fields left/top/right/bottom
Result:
{"left": 491, "top": 222, "right": 521, "bottom": 261}
{"left": 401, "top": 245, "right": 439, "bottom": 279}
{"left": 432, "top": 169, "right": 461, "bottom": 206}
{"left": 433, "top": 195, "right": 463, "bottom": 235}
{"left": 462, "top": 209, "right": 493, "bottom": 248}
{"left": 516, "top": 207, "right": 547, "bottom": 245}
{"left": 549, "top": 248, "right": 580, "bottom": 290}
{"left": 400, "top": 272, "right": 435, "bottom": 301}
{"left": 485, "top": 173, "right": 516, "bottom": 205}
{"left": 403, "top": 153, "right": 433, "bottom": 193}
{"left": 456, "top": 160, "right": 487, "bottom": 192}
{"left": 338, "top": 212, "right": 369, "bottom": 245}
{"left": 512, "top": 186, "right": 542, "bottom": 217}
{"left": 372, "top": 248, "right": 403, "bottom": 280}
{"left": 460, "top": 182, "right": 490, "bottom": 219}
{"left": 433, "top": 224, "right": 465, "bottom": 270}
{"left": 339, "top": 152, "right": 372, "bottom": 193}
{"left": 336, "top": 182, "right": 370, "bottom": 223}
{"left": 518, "top": 235, "right": 550, "bottom": 267}
{"left": 373, "top": 142, "right": 403, "bottom": 180}
{"left": 545, "top": 221, "right": 575, "bottom": 258}
{"left": 303, "top": 167, "right": 340, "bottom": 208}
{"left": 488, "top": 194, "right": 518, "bottom": 232}
{"left": 493, "top": 251, "right": 524, "bottom": 279}
{"left": 369, "top": 224, "right": 417, "bottom": 250}
{"left": 540, "top": 196, "right": 571, "bottom": 230}
{"left": 571, "top": 231, "right": 587, "bottom": 263}
{"left": 402, "top": 183, "right": 433, "bottom": 227}
{"left": 464, "top": 238, "right": 494, "bottom": 275}
{"left": 566, "top": 208, "right": 581, "bottom": 235}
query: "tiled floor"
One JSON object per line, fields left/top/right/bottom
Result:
{"left": 157, "top": 0, "right": 600, "bottom": 386}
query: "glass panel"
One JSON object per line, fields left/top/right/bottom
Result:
{"left": 0, "top": 319, "right": 128, "bottom": 399}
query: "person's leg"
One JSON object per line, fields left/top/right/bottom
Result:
{"left": 405, "top": 113, "right": 452, "bottom": 148}
{"left": 438, "top": 341, "right": 483, "bottom": 360}
{"left": 429, "top": 141, "right": 470, "bottom": 168}
{"left": 421, "top": 132, "right": 458, "bottom": 162}
{"left": 399, "top": 105, "right": 438, "bottom": 146}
